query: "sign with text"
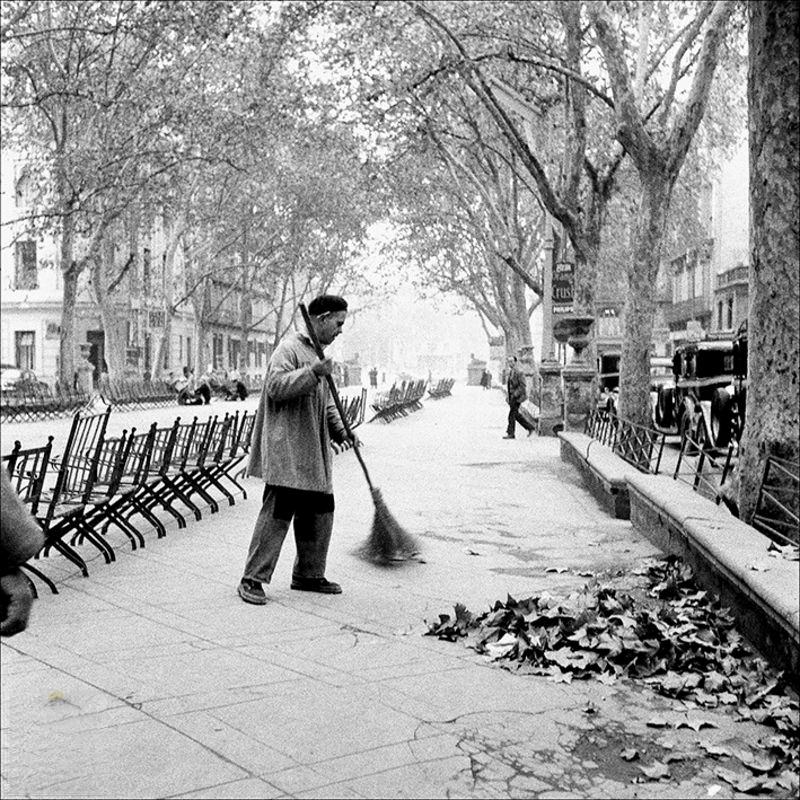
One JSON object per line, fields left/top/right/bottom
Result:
{"left": 552, "top": 261, "right": 574, "bottom": 315}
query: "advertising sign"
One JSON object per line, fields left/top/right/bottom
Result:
{"left": 553, "top": 261, "right": 574, "bottom": 315}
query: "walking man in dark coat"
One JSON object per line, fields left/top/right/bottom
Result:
{"left": 503, "top": 356, "right": 534, "bottom": 438}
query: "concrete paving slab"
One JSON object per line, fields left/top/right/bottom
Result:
{"left": 2, "top": 386, "right": 793, "bottom": 798}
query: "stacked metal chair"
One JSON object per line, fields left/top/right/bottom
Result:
{"left": 2, "top": 405, "right": 256, "bottom": 595}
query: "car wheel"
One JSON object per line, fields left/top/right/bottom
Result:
{"left": 656, "top": 387, "right": 674, "bottom": 427}
{"left": 678, "top": 399, "right": 697, "bottom": 449}
{"left": 710, "top": 389, "right": 732, "bottom": 448}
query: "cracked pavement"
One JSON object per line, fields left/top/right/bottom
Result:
{"left": 0, "top": 386, "right": 790, "bottom": 798}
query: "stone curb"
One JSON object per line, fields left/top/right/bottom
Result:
{"left": 558, "top": 431, "right": 633, "bottom": 519}
{"left": 627, "top": 471, "right": 800, "bottom": 680}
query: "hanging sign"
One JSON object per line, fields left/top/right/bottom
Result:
{"left": 552, "top": 261, "right": 574, "bottom": 315}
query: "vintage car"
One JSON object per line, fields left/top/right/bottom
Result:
{"left": 652, "top": 324, "right": 747, "bottom": 447}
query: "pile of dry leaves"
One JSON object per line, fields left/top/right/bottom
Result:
{"left": 425, "top": 555, "right": 798, "bottom": 791}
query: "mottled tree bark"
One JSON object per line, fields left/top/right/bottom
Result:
{"left": 738, "top": 1, "right": 800, "bottom": 521}
{"left": 618, "top": 177, "right": 674, "bottom": 426}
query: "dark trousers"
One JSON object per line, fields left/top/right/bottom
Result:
{"left": 507, "top": 401, "right": 532, "bottom": 436}
{"left": 242, "top": 485, "right": 334, "bottom": 584}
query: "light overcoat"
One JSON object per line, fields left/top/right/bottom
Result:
{"left": 247, "top": 332, "right": 346, "bottom": 493}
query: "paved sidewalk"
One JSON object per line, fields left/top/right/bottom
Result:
{"left": 0, "top": 386, "right": 778, "bottom": 798}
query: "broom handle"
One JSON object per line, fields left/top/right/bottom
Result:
{"left": 299, "top": 303, "right": 376, "bottom": 493}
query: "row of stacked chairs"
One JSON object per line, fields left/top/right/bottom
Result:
{"left": 427, "top": 378, "right": 455, "bottom": 399}
{"left": 330, "top": 388, "right": 367, "bottom": 454}
{"left": 0, "top": 382, "right": 90, "bottom": 423}
{"left": 369, "top": 379, "right": 429, "bottom": 423}
{"left": 97, "top": 377, "right": 177, "bottom": 410}
{"left": 0, "top": 373, "right": 267, "bottom": 423}
{"left": 2, "top": 406, "right": 256, "bottom": 596}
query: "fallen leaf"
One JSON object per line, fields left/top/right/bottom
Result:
{"left": 545, "top": 566, "right": 569, "bottom": 573}
{"left": 677, "top": 717, "right": 718, "bottom": 731}
{"left": 646, "top": 716, "right": 670, "bottom": 728}
{"left": 464, "top": 548, "right": 481, "bottom": 556}
{"left": 740, "top": 753, "right": 777, "bottom": 774}
{"left": 640, "top": 761, "right": 670, "bottom": 780}
{"left": 700, "top": 742, "right": 732, "bottom": 758}
{"left": 706, "top": 785, "right": 722, "bottom": 797}
{"left": 620, "top": 748, "right": 640, "bottom": 761}
{"left": 746, "top": 560, "right": 771, "bottom": 572}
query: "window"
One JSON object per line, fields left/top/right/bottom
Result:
{"left": 718, "top": 302, "right": 724, "bottom": 329}
{"left": 142, "top": 248, "right": 151, "bottom": 293}
{"left": 727, "top": 297, "right": 734, "bottom": 329}
{"left": 14, "top": 240, "right": 38, "bottom": 289}
{"left": 144, "top": 333, "right": 152, "bottom": 374}
{"left": 15, "top": 331, "right": 35, "bottom": 370}
{"left": 186, "top": 336, "right": 192, "bottom": 369}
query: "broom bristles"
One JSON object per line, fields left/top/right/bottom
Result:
{"left": 354, "top": 488, "right": 421, "bottom": 565}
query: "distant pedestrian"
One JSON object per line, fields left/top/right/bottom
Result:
{"left": 1, "top": 470, "right": 45, "bottom": 636}
{"left": 369, "top": 367, "right": 378, "bottom": 388}
{"left": 237, "top": 294, "right": 355, "bottom": 605}
{"left": 480, "top": 369, "right": 492, "bottom": 390}
{"left": 503, "top": 356, "right": 534, "bottom": 439}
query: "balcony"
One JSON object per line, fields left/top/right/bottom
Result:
{"left": 716, "top": 265, "right": 748, "bottom": 290}
{"left": 663, "top": 296, "right": 712, "bottom": 326}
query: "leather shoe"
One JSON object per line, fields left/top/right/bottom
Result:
{"left": 502, "top": 434, "right": 515, "bottom": 439}
{"left": 290, "top": 577, "right": 342, "bottom": 594}
{"left": 238, "top": 579, "right": 267, "bottom": 605}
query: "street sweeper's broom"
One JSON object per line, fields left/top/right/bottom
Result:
{"left": 299, "top": 303, "right": 421, "bottom": 565}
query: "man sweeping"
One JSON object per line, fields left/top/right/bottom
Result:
{"left": 237, "top": 294, "right": 354, "bottom": 605}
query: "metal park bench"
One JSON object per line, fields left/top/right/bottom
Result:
{"left": 427, "top": 378, "right": 454, "bottom": 399}
{"left": 585, "top": 409, "right": 666, "bottom": 474}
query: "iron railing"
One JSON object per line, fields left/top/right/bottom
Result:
{"left": 752, "top": 455, "right": 799, "bottom": 546}
{"left": 585, "top": 409, "right": 666, "bottom": 474}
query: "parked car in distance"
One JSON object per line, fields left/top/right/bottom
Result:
{"left": 0, "top": 363, "right": 23, "bottom": 390}
{"left": 0, "top": 364, "right": 47, "bottom": 392}
{"left": 652, "top": 326, "right": 747, "bottom": 447}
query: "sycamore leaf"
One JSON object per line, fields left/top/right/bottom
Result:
{"left": 620, "top": 748, "right": 639, "bottom": 761}
{"left": 700, "top": 742, "right": 732, "bottom": 758}
{"left": 640, "top": 761, "right": 670, "bottom": 780}
{"left": 740, "top": 753, "right": 778, "bottom": 774}
{"left": 677, "top": 717, "right": 718, "bottom": 731}
{"left": 646, "top": 716, "right": 670, "bottom": 728}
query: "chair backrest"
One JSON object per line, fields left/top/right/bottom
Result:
{"left": 149, "top": 419, "right": 180, "bottom": 476}
{"left": 122, "top": 422, "right": 157, "bottom": 484}
{"left": 205, "top": 414, "right": 232, "bottom": 465}
{"left": 2, "top": 437, "right": 54, "bottom": 517}
{"left": 52, "top": 407, "right": 112, "bottom": 506}
{"left": 237, "top": 411, "right": 256, "bottom": 454}
{"left": 185, "top": 417, "right": 214, "bottom": 468}
{"left": 166, "top": 417, "right": 197, "bottom": 470}
{"left": 95, "top": 428, "right": 137, "bottom": 496}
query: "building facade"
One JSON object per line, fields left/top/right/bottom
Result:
{"left": 1, "top": 153, "right": 274, "bottom": 387}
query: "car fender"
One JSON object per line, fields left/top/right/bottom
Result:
{"left": 698, "top": 399, "right": 713, "bottom": 440}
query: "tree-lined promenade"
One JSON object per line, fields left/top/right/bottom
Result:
{"left": 1, "top": 1, "right": 797, "bottom": 525}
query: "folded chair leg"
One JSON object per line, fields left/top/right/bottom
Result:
{"left": 161, "top": 476, "right": 203, "bottom": 521}
{"left": 127, "top": 494, "right": 166, "bottom": 538}
{"left": 74, "top": 519, "right": 116, "bottom": 563}
{"left": 20, "top": 562, "right": 57, "bottom": 595}
{"left": 50, "top": 539, "right": 90, "bottom": 577}
{"left": 104, "top": 508, "right": 145, "bottom": 550}
{"left": 141, "top": 484, "right": 186, "bottom": 529}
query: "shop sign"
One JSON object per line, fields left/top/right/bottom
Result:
{"left": 553, "top": 261, "right": 574, "bottom": 315}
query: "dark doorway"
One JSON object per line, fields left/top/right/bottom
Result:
{"left": 86, "top": 330, "right": 106, "bottom": 384}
